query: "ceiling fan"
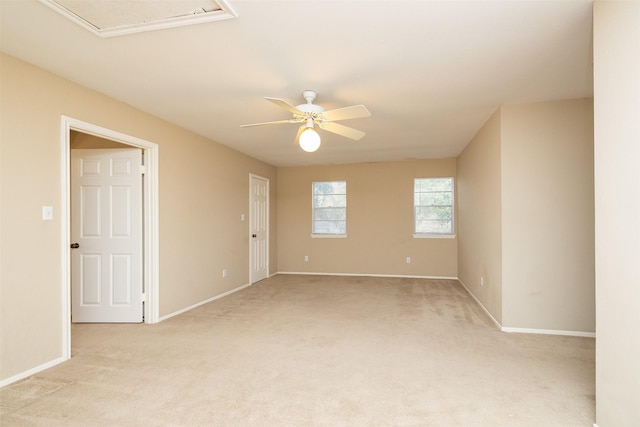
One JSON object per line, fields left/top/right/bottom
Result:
{"left": 241, "top": 90, "right": 371, "bottom": 152}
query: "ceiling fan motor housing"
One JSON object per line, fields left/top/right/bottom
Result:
{"left": 297, "top": 91, "right": 324, "bottom": 114}
{"left": 296, "top": 103, "right": 324, "bottom": 114}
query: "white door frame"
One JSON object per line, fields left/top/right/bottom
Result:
{"left": 249, "top": 173, "right": 269, "bottom": 284}
{"left": 60, "top": 116, "right": 160, "bottom": 360}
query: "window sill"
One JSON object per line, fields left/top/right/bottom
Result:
{"left": 413, "top": 233, "right": 456, "bottom": 239}
{"left": 311, "top": 234, "right": 348, "bottom": 239}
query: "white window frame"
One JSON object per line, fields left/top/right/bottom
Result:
{"left": 413, "top": 177, "right": 455, "bottom": 238}
{"left": 312, "top": 181, "right": 347, "bottom": 237}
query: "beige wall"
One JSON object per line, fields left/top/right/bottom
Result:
{"left": 0, "top": 53, "right": 277, "bottom": 382}
{"left": 457, "top": 99, "right": 594, "bottom": 333}
{"left": 70, "top": 131, "right": 129, "bottom": 149}
{"left": 277, "top": 160, "right": 457, "bottom": 277}
{"left": 594, "top": 1, "right": 640, "bottom": 426}
{"left": 501, "top": 99, "right": 594, "bottom": 332}
{"left": 457, "top": 109, "right": 503, "bottom": 324}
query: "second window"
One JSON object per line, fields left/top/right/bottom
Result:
{"left": 312, "top": 181, "right": 347, "bottom": 235}
{"left": 414, "top": 177, "right": 454, "bottom": 235}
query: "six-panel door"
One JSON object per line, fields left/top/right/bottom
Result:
{"left": 71, "top": 148, "right": 143, "bottom": 323}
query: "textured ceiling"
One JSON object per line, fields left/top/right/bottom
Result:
{"left": 0, "top": 0, "right": 594, "bottom": 167}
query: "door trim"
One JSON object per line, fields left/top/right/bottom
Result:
{"left": 249, "top": 173, "right": 269, "bottom": 284}
{"left": 60, "top": 116, "right": 160, "bottom": 360}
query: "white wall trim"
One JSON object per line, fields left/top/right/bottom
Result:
{"left": 501, "top": 327, "right": 595, "bottom": 338}
{"left": 457, "top": 278, "right": 502, "bottom": 330}
{"left": 277, "top": 271, "right": 458, "bottom": 280}
{"left": 0, "top": 356, "right": 67, "bottom": 388}
{"left": 158, "top": 282, "right": 252, "bottom": 322}
{"left": 413, "top": 233, "right": 456, "bottom": 239}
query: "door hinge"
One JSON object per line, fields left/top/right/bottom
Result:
{"left": 140, "top": 165, "right": 146, "bottom": 174}
{"left": 141, "top": 293, "right": 146, "bottom": 302}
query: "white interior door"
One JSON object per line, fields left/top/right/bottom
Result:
{"left": 71, "top": 148, "right": 143, "bottom": 323}
{"left": 250, "top": 175, "right": 269, "bottom": 283}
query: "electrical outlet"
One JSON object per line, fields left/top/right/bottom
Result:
{"left": 304, "top": 256, "right": 309, "bottom": 262}
{"left": 480, "top": 276, "right": 484, "bottom": 286}
{"left": 406, "top": 257, "right": 411, "bottom": 264}
{"left": 222, "top": 269, "right": 227, "bottom": 278}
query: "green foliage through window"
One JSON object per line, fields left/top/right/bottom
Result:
{"left": 312, "top": 181, "right": 347, "bottom": 234}
{"left": 414, "top": 178, "right": 454, "bottom": 234}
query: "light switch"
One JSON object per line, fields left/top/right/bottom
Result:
{"left": 241, "top": 214, "right": 245, "bottom": 221}
{"left": 42, "top": 206, "right": 54, "bottom": 221}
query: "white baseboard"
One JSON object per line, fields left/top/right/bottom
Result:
{"left": 457, "top": 278, "right": 503, "bottom": 330}
{"left": 158, "top": 282, "right": 252, "bottom": 322}
{"left": 501, "top": 327, "right": 595, "bottom": 338}
{"left": 0, "top": 356, "right": 67, "bottom": 388}
{"left": 276, "top": 271, "right": 458, "bottom": 280}
{"left": 456, "top": 278, "right": 595, "bottom": 338}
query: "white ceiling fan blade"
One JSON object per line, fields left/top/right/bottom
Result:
{"left": 240, "top": 118, "right": 301, "bottom": 127}
{"left": 320, "top": 105, "right": 371, "bottom": 122}
{"left": 319, "top": 121, "right": 366, "bottom": 140}
{"left": 265, "top": 97, "right": 303, "bottom": 115}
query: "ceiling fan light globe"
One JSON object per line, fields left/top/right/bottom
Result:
{"left": 299, "top": 128, "right": 321, "bottom": 152}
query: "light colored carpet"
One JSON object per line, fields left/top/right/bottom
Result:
{"left": 1, "top": 275, "right": 595, "bottom": 426}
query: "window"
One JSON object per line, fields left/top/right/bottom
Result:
{"left": 414, "top": 177, "right": 454, "bottom": 235}
{"left": 312, "top": 181, "right": 347, "bottom": 235}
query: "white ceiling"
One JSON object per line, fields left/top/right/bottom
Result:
{"left": 0, "top": 0, "right": 593, "bottom": 167}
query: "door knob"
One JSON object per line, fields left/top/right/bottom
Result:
{"left": 252, "top": 234, "right": 257, "bottom": 238}
{"left": 70, "top": 243, "right": 79, "bottom": 249}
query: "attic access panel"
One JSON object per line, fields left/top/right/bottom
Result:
{"left": 39, "top": 0, "right": 237, "bottom": 37}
